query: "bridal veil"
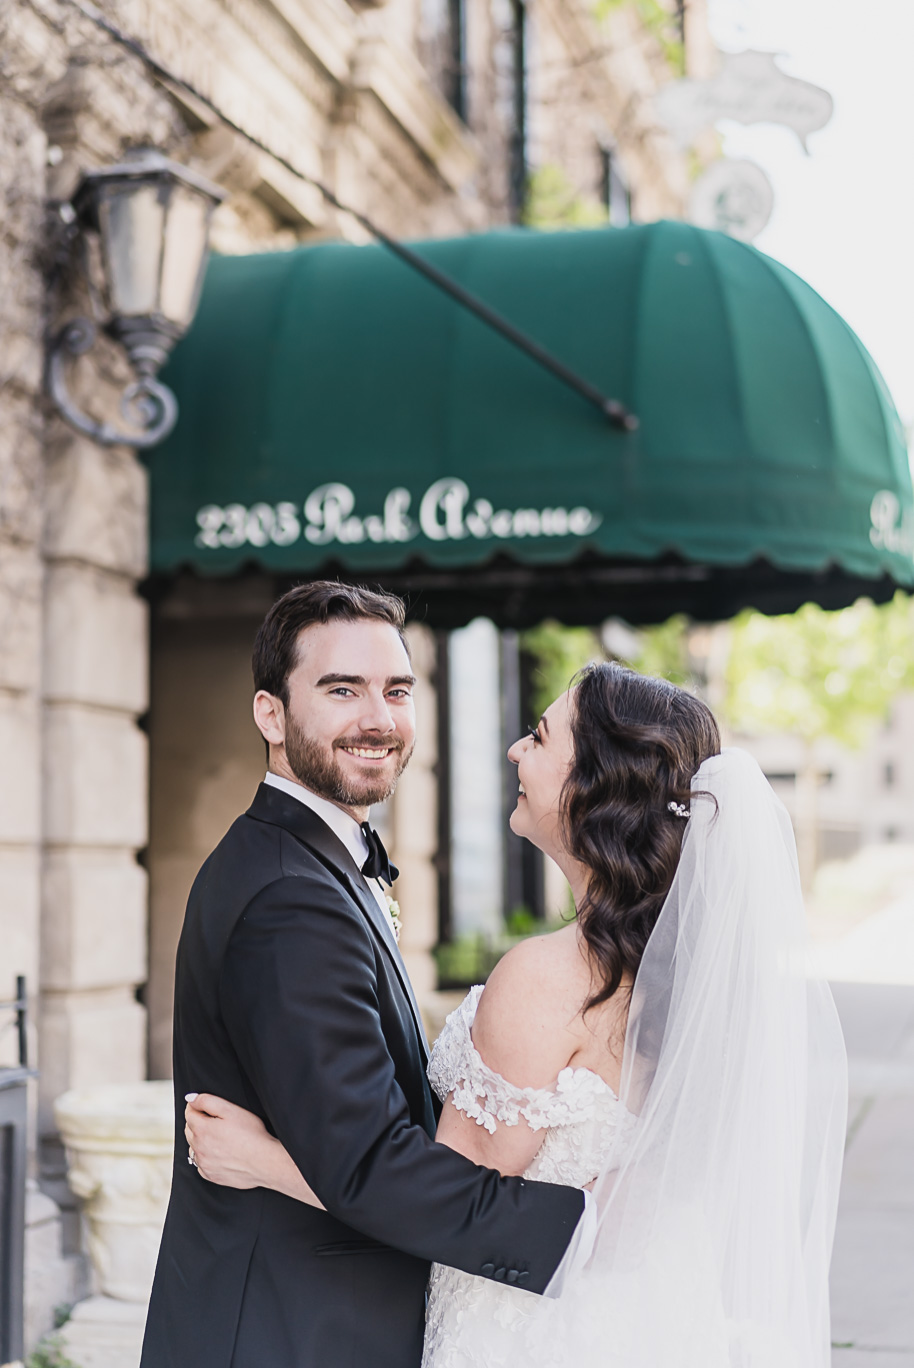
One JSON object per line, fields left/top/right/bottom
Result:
{"left": 547, "top": 748, "right": 848, "bottom": 1368}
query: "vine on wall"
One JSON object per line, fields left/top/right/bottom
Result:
{"left": 594, "top": 0, "right": 685, "bottom": 74}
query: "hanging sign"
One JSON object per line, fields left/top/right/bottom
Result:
{"left": 688, "top": 159, "right": 774, "bottom": 241}
{"left": 655, "top": 50, "right": 834, "bottom": 151}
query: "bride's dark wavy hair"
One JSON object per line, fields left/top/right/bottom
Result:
{"left": 562, "top": 662, "right": 721, "bottom": 1011}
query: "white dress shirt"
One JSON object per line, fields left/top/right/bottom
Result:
{"left": 263, "top": 771, "right": 399, "bottom": 952}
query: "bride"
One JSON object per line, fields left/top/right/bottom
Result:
{"left": 184, "top": 662, "right": 847, "bottom": 1367}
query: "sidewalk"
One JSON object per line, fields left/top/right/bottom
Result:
{"left": 830, "top": 981, "right": 914, "bottom": 1367}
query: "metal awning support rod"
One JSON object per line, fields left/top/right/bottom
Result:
{"left": 359, "top": 232, "right": 639, "bottom": 430}
{"left": 60, "top": 0, "right": 639, "bottom": 433}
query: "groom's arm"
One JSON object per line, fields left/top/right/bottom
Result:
{"left": 219, "top": 871, "right": 585, "bottom": 1295}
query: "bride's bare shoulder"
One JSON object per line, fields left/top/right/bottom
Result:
{"left": 471, "top": 925, "right": 590, "bottom": 1088}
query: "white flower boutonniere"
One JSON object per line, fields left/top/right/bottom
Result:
{"left": 385, "top": 896, "right": 402, "bottom": 945}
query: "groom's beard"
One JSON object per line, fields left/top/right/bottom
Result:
{"left": 283, "top": 711, "right": 413, "bottom": 807}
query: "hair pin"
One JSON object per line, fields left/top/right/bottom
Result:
{"left": 667, "top": 801, "right": 690, "bottom": 819}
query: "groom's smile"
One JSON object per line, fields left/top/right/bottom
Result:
{"left": 338, "top": 742, "right": 399, "bottom": 761}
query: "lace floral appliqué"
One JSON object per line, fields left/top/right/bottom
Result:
{"left": 422, "top": 986, "right": 636, "bottom": 1368}
{"left": 427, "top": 984, "right": 617, "bottom": 1136}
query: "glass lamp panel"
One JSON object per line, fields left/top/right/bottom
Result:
{"left": 98, "top": 182, "right": 165, "bottom": 317}
{"left": 159, "top": 189, "right": 211, "bottom": 329}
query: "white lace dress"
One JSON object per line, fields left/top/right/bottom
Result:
{"left": 421, "top": 985, "right": 635, "bottom": 1368}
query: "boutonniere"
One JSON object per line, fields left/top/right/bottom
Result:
{"left": 385, "top": 895, "right": 402, "bottom": 944}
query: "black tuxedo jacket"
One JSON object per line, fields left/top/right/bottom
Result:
{"left": 141, "top": 784, "right": 584, "bottom": 1368}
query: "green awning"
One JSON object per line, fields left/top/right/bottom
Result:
{"left": 151, "top": 221, "right": 914, "bottom": 626}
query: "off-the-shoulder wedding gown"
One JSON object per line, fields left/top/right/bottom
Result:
{"left": 420, "top": 754, "right": 848, "bottom": 1368}
{"left": 421, "top": 985, "right": 638, "bottom": 1368}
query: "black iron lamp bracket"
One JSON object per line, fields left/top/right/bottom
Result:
{"left": 46, "top": 316, "right": 179, "bottom": 449}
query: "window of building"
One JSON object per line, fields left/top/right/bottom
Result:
{"left": 599, "top": 146, "right": 631, "bottom": 226}
{"left": 493, "top": 0, "right": 527, "bottom": 221}
{"left": 420, "top": 0, "right": 467, "bottom": 120}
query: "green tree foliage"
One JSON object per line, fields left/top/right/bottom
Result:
{"left": 523, "top": 165, "right": 607, "bottom": 231}
{"left": 519, "top": 597, "right": 914, "bottom": 887}
{"left": 520, "top": 620, "right": 603, "bottom": 719}
{"left": 721, "top": 593, "right": 914, "bottom": 883}
{"left": 628, "top": 612, "right": 693, "bottom": 687}
{"left": 593, "top": 0, "right": 685, "bottom": 73}
{"left": 724, "top": 594, "right": 914, "bottom": 747}
{"left": 625, "top": 595, "right": 914, "bottom": 748}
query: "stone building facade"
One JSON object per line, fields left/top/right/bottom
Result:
{"left": 1, "top": 0, "right": 707, "bottom": 1351}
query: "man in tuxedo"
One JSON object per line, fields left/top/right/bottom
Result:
{"left": 141, "top": 581, "right": 587, "bottom": 1368}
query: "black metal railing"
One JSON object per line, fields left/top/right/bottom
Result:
{"left": 0, "top": 977, "right": 32, "bottom": 1367}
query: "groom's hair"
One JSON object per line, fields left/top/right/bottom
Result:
{"left": 252, "top": 580, "right": 409, "bottom": 706}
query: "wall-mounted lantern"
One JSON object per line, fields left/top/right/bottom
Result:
{"left": 47, "top": 147, "right": 225, "bottom": 448}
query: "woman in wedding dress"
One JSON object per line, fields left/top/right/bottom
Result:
{"left": 185, "top": 663, "right": 847, "bottom": 1368}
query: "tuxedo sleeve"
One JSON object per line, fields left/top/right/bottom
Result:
{"left": 219, "top": 873, "right": 584, "bottom": 1295}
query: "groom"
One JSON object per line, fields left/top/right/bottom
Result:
{"left": 141, "top": 581, "right": 587, "bottom": 1368}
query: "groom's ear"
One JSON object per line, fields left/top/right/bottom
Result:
{"left": 253, "top": 690, "right": 286, "bottom": 752}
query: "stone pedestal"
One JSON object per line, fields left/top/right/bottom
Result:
{"left": 55, "top": 1296, "right": 148, "bottom": 1368}
{"left": 54, "top": 1081, "right": 174, "bottom": 1368}
{"left": 24, "top": 1180, "right": 88, "bottom": 1354}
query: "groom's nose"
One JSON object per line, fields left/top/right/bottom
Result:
{"left": 357, "top": 690, "right": 397, "bottom": 734}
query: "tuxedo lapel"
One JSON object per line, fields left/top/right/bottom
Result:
{"left": 335, "top": 868, "right": 430, "bottom": 1064}
{"left": 247, "top": 784, "right": 429, "bottom": 1062}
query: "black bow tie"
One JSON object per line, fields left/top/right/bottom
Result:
{"left": 360, "top": 823, "right": 399, "bottom": 888}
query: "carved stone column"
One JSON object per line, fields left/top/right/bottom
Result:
{"left": 54, "top": 1081, "right": 173, "bottom": 1368}
{"left": 391, "top": 623, "right": 440, "bottom": 1002}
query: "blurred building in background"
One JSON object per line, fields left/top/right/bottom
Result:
{"left": 1, "top": 0, "right": 710, "bottom": 1351}
{"left": 743, "top": 697, "right": 914, "bottom": 859}
{"left": 645, "top": 612, "right": 914, "bottom": 884}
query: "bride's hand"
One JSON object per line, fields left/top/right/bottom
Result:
{"left": 184, "top": 1094, "right": 325, "bottom": 1208}
{"left": 184, "top": 1094, "right": 271, "bottom": 1189}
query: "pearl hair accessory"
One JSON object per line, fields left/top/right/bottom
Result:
{"left": 667, "top": 801, "right": 690, "bottom": 819}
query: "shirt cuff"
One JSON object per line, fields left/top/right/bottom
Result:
{"left": 543, "top": 1189, "right": 597, "bottom": 1298}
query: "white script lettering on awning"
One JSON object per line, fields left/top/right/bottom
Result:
{"left": 870, "top": 490, "right": 914, "bottom": 560}
{"left": 194, "top": 478, "right": 602, "bottom": 551}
